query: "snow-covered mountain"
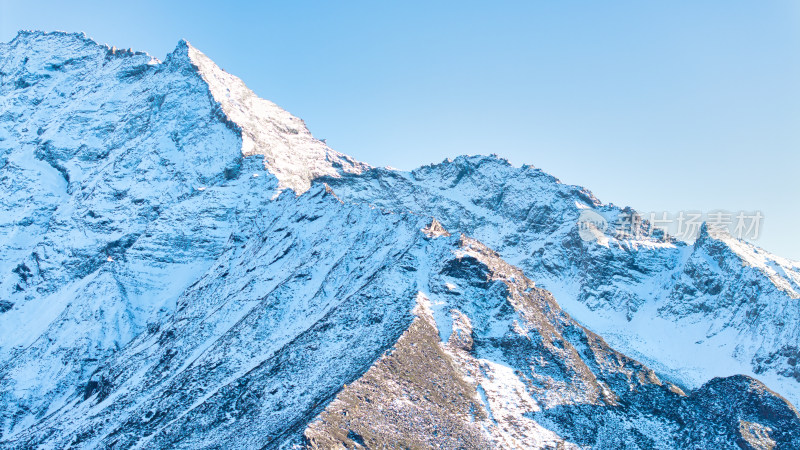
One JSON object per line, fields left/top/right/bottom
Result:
{"left": 0, "top": 31, "right": 798, "bottom": 448}
{"left": 325, "top": 156, "right": 800, "bottom": 406}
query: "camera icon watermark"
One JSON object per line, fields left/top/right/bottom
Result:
{"left": 577, "top": 209, "right": 763, "bottom": 242}
{"left": 577, "top": 209, "right": 609, "bottom": 242}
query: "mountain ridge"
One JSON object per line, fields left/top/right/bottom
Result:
{"left": 1, "top": 31, "right": 799, "bottom": 448}
{"left": 322, "top": 153, "right": 800, "bottom": 406}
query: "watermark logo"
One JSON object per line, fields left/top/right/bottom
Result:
{"left": 578, "top": 209, "right": 763, "bottom": 242}
{"left": 577, "top": 209, "right": 608, "bottom": 242}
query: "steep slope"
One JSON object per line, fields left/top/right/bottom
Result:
{"left": 0, "top": 30, "right": 363, "bottom": 438}
{"left": 183, "top": 40, "right": 367, "bottom": 193}
{"left": 8, "top": 191, "right": 800, "bottom": 448}
{"left": 324, "top": 157, "right": 800, "bottom": 405}
{"left": 306, "top": 234, "right": 800, "bottom": 449}
{"left": 6, "top": 185, "right": 429, "bottom": 448}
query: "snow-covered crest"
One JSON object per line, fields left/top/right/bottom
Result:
{"left": 178, "top": 40, "right": 369, "bottom": 193}
{"left": 324, "top": 154, "right": 800, "bottom": 406}
{"left": 1, "top": 31, "right": 367, "bottom": 194}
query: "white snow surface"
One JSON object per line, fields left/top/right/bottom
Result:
{"left": 183, "top": 41, "right": 368, "bottom": 193}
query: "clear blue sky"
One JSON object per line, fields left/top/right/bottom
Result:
{"left": 2, "top": 1, "right": 799, "bottom": 259}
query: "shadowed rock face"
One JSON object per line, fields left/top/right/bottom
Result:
{"left": 0, "top": 30, "right": 361, "bottom": 440}
{"left": 7, "top": 203, "right": 798, "bottom": 448}
{"left": 0, "top": 30, "right": 268, "bottom": 437}
{"left": 323, "top": 160, "right": 800, "bottom": 406}
{"left": 304, "top": 300, "right": 493, "bottom": 449}
{"left": 0, "top": 32, "right": 799, "bottom": 449}
{"left": 304, "top": 236, "right": 800, "bottom": 449}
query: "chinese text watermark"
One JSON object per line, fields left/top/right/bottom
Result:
{"left": 578, "top": 210, "right": 763, "bottom": 242}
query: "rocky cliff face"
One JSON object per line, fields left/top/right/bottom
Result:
{"left": 0, "top": 31, "right": 798, "bottom": 448}
{"left": 307, "top": 235, "right": 800, "bottom": 449}
{"left": 0, "top": 31, "right": 364, "bottom": 439}
{"left": 324, "top": 157, "right": 800, "bottom": 406}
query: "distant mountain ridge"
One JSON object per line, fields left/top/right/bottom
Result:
{"left": 324, "top": 155, "right": 800, "bottom": 406}
{"left": 0, "top": 31, "right": 798, "bottom": 448}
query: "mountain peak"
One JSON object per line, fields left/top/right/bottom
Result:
{"left": 693, "top": 221, "right": 800, "bottom": 300}
{"left": 176, "top": 41, "right": 369, "bottom": 193}
{"left": 166, "top": 38, "right": 191, "bottom": 58}
{"left": 695, "top": 221, "right": 735, "bottom": 244}
{"left": 1, "top": 31, "right": 366, "bottom": 194}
